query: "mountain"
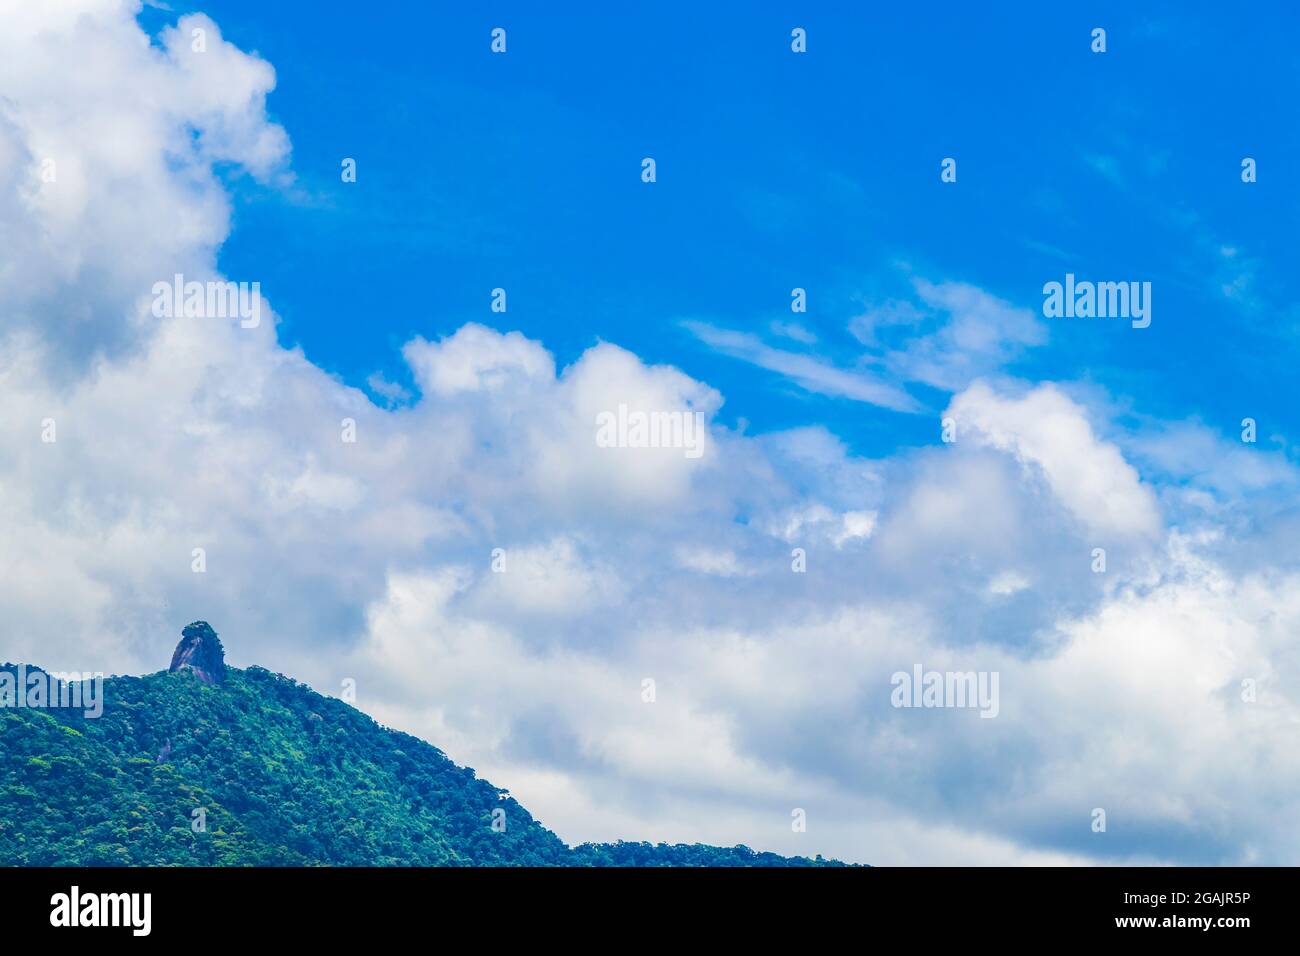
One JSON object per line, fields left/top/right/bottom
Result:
{"left": 0, "top": 622, "right": 848, "bottom": 866}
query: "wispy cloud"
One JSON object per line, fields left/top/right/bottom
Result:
{"left": 876, "top": 278, "right": 1048, "bottom": 391}
{"left": 688, "top": 276, "right": 1046, "bottom": 410}
{"left": 1084, "top": 153, "right": 1124, "bottom": 187}
{"left": 683, "top": 320, "right": 921, "bottom": 413}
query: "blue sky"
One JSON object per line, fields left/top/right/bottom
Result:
{"left": 150, "top": 0, "right": 1300, "bottom": 457}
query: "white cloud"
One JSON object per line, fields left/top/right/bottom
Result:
{"left": 0, "top": 8, "right": 289, "bottom": 367}
{"left": 764, "top": 503, "right": 878, "bottom": 549}
{"left": 769, "top": 320, "right": 818, "bottom": 344}
{"left": 674, "top": 546, "right": 751, "bottom": 577}
{"left": 684, "top": 320, "right": 920, "bottom": 412}
{"left": 478, "top": 537, "right": 623, "bottom": 615}
{"left": 404, "top": 324, "right": 555, "bottom": 397}
{"left": 1131, "top": 419, "right": 1297, "bottom": 498}
{"left": 691, "top": 276, "right": 1046, "bottom": 408}
{"left": 878, "top": 279, "right": 1048, "bottom": 391}
{"left": 987, "top": 570, "right": 1030, "bottom": 596}
{"left": 834, "top": 510, "right": 878, "bottom": 546}
{"left": 947, "top": 381, "right": 1162, "bottom": 540}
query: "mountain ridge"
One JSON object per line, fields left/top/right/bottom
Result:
{"left": 0, "top": 625, "right": 852, "bottom": 867}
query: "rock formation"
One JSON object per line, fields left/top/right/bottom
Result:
{"left": 168, "top": 620, "right": 226, "bottom": 684}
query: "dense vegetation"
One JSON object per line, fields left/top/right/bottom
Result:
{"left": 0, "top": 663, "right": 846, "bottom": 866}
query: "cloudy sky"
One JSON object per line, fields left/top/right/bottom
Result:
{"left": 3, "top": 0, "right": 1299, "bottom": 865}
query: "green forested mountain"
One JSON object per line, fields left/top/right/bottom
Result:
{"left": 0, "top": 626, "right": 846, "bottom": 867}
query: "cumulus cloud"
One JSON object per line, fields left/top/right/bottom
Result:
{"left": 947, "top": 381, "right": 1162, "bottom": 541}
{"left": 1, "top": 1, "right": 1296, "bottom": 867}
{"left": 404, "top": 324, "right": 555, "bottom": 397}
{"left": 0, "top": 3, "right": 289, "bottom": 369}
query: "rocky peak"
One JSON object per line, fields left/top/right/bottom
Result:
{"left": 168, "top": 621, "right": 226, "bottom": 684}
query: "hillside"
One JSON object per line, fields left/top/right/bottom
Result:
{"left": 0, "top": 623, "right": 846, "bottom": 866}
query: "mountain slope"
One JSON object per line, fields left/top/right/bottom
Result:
{"left": 0, "top": 628, "right": 847, "bottom": 866}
